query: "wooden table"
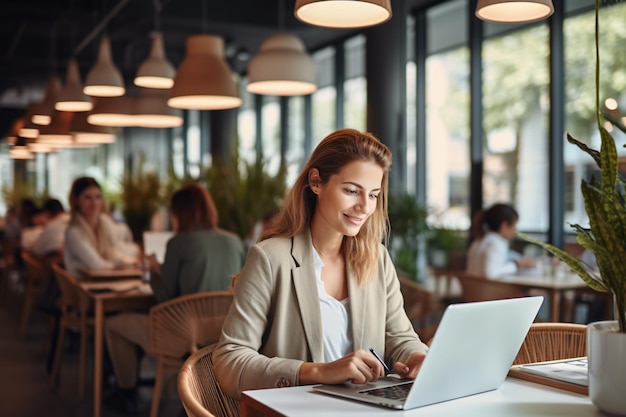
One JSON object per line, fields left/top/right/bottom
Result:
{"left": 240, "top": 377, "right": 594, "bottom": 417}
{"left": 498, "top": 273, "right": 588, "bottom": 322}
{"left": 76, "top": 277, "right": 156, "bottom": 417}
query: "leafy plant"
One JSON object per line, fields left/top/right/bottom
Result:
{"left": 521, "top": 0, "right": 625, "bottom": 333}
{"left": 119, "top": 153, "right": 163, "bottom": 242}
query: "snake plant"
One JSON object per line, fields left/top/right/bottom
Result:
{"left": 521, "top": 0, "right": 625, "bottom": 333}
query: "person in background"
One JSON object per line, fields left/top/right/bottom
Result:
{"left": 466, "top": 203, "right": 536, "bottom": 279}
{"left": 63, "top": 176, "right": 140, "bottom": 277}
{"left": 30, "top": 198, "right": 70, "bottom": 257}
{"left": 214, "top": 128, "right": 429, "bottom": 399}
{"left": 103, "top": 183, "right": 245, "bottom": 414}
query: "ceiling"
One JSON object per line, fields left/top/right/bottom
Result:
{"left": 0, "top": 0, "right": 371, "bottom": 99}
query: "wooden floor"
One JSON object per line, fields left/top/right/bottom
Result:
{"left": 0, "top": 273, "right": 184, "bottom": 417}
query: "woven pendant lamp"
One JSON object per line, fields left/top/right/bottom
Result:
{"left": 294, "top": 0, "right": 392, "bottom": 28}
{"left": 168, "top": 35, "right": 242, "bottom": 110}
{"left": 475, "top": 0, "right": 554, "bottom": 23}
{"left": 247, "top": 33, "right": 316, "bottom": 96}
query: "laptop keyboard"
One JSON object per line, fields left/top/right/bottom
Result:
{"left": 360, "top": 381, "right": 413, "bottom": 401}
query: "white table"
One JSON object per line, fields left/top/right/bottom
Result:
{"left": 240, "top": 378, "right": 595, "bottom": 417}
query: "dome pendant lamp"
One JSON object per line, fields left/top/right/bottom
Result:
{"left": 32, "top": 76, "right": 62, "bottom": 125}
{"left": 247, "top": 33, "right": 316, "bottom": 96}
{"left": 475, "top": 0, "right": 554, "bottom": 23}
{"left": 134, "top": 32, "right": 175, "bottom": 89}
{"left": 84, "top": 36, "right": 125, "bottom": 97}
{"left": 294, "top": 0, "right": 392, "bottom": 28}
{"left": 56, "top": 59, "right": 93, "bottom": 112}
{"left": 38, "top": 110, "right": 74, "bottom": 146}
{"left": 135, "top": 88, "right": 183, "bottom": 128}
{"left": 168, "top": 35, "right": 242, "bottom": 110}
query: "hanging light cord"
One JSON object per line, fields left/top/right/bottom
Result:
{"left": 73, "top": 0, "right": 130, "bottom": 55}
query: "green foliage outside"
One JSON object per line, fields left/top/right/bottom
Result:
{"left": 521, "top": 0, "right": 625, "bottom": 333}
{"left": 1, "top": 181, "right": 49, "bottom": 209}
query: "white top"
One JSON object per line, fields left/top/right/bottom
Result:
{"left": 242, "top": 378, "right": 593, "bottom": 417}
{"left": 466, "top": 231, "right": 517, "bottom": 278}
{"left": 313, "top": 248, "right": 352, "bottom": 362}
{"left": 31, "top": 213, "right": 70, "bottom": 257}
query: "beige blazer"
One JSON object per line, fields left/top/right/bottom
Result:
{"left": 213, "top": 229, "right": 428, "bottom": 398}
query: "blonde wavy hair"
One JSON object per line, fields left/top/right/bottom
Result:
{"left": 260, "top": 128, "right": 392, "bottom": 284}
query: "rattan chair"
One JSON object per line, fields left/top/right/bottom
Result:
{"left": 513, "top": 322, "right": 587, "bottom": 365}
{"left": 398, "top": 273, "right": 442, "bottom": 342}
{"left": 178, "top": 343, "right": 240, "bottom": 417}
{"left": 50, "top": 263, "right": 93, "bottom": 399}
{"left": 456, "top": 271, "right": 526, "bottom": 302}
{"left": 19, "top": 250, "right": 58, "bottom": 337}
{"left": 148, "top": 291, "right": 233, "bottom": 417}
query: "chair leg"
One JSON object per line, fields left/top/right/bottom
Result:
{"left": 19, "top": 284, "right": 35, "bottom": 338}
{"left": 79, "top": 319, "right": 88, "bottom": 400}
{"left": 150, "top": 360, "right": 165, "bottom": 417}
{"left": 50, "top": 321, "right": 67, "bottom": 388}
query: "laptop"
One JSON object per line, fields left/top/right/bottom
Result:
{"left": 313, "top": 296, "right": 543, "bottom": 410}
{"left": 142, "top": 231, "right": 174, "bottom": 264}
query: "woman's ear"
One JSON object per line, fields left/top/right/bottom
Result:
{"left": 308, "top": 168, "right": 321, "bottom": 192}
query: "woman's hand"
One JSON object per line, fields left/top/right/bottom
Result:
{"left": 299, "top": 349, "right": 386, "bottom": 385}
{"left": 393, "top": 352, "right": 426, "bottom": 379}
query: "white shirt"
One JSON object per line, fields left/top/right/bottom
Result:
{"left": 466, "top": 231, "right": 517, "bottom": 278}
{"left": 31, "top": 213, "right": 70, "bottom": 256}
{"left": 313, "top": 248, "right": 353, "bottom": 362}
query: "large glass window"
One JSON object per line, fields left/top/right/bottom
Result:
{"left": 344, "top": 35, "right": 366, "bottom": 131}
{"left": 261, "top": 96, "right": 281, "bottom": 175}
{"left": 237, "top": 80, "right": 257, "bottom": 166}
{"left": 482, "top": 23, "right": 550, "bottom": 232}
{"left": 312, "top": 46, "right": 336, "bottom": 146}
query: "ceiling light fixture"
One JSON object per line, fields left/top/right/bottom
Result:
{"left": 135, "top": 88, "right": 183, "bottom": 128}
{"left": 247, "top": 32, "right": 316, "bottom": 96}
{"left": 38, "top": 110, "right": 74, "bottom": 146}
{"left": 134, "top": 31, "right": 175, "bottom": 89}
{"left": 475, "top": 0, "right": 554, "bottom": 23}
{"left": 168, "top": 34, "right": 242, "bottom": 110}
{"left": 28, "top": 142, "right": 55, "bottom": 153}
{"left": 71, "top": 111, "right": 117, "bottom": 144}
{"left": 32, "top": 76, "right": 62, "bottom": 125}
{"left": 19, "top": 105, "right": 40, "bottom": 139}
{"left": 10, "top": 137, "right": 35, "bottom": 160}
{"left": 294, "top": 0, "right": 392, "bottom": 28}
{"left": 56, "top": 59, "right": 93, "bottom": 112}
{"left": 87, "top": 96, "right": 136, "bottom": 127}
{"left": 84, "top": 36, "right": 126, "bottom": 97}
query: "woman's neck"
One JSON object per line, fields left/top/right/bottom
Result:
{"left": 310, "top": 220, "right": 343, "bottom": 261}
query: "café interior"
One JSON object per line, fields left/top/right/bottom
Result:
{"left": 0, "top": 0, "right": 624, "bottom": 416}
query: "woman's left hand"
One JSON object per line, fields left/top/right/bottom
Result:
{"left": 393, "top": 352, "right": 426, "bottom": 379}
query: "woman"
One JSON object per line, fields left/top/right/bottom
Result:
{"left": 466, "top": 203, "right": 536, "bottom": 279}
{"left": 63, "top": 177, "right": 140, "bottom": 277}
{"left": 214, "top": 128, "right": 429, "bottom": 399}
{"left": 103, "top": 183, "right": 245, "bottom": 414}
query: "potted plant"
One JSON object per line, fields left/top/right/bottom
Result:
{"left": 521, "top": 1, "right": 625, "bottom": 414}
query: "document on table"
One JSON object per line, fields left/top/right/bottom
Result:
{"left": 516, "top": 357, "right": 588, "bottom": 386}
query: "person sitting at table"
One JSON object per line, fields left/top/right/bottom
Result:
{"left": 466, "top": 203, "right": 536, "bottom": 279}
{"left": 213, "top": 128, "right": 429, "bottom": 399}
{"left": 63, "top": 176, "right": 140, "bottom": 277}
{"left": 103, "top": 183, "right": 245, "bottom": 414}
{"left": 30, "top": 198, "right": 70, "bottom": 257}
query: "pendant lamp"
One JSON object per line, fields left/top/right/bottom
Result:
{"left": 475, "top": 0, "right": 554, "bottom": 23}
{"left": 84, "top": 36, "right": 126, "bottom": 97}
{"left": 19, "top": 104, "right": 40, "bottom": 139}
{"left": 32, "top": 76, "right": 62, "bottom": 125}
{"left": 134, "top": 32, "right": 175, "bottom": 89}
{"left": 28, "top": 141, "right": 55, "bottom": 153}
{"left": 247, "top": 33, "right": 316, "bottom": 96}
{"left": 294, "top": 0, "right": 392, "bottom": 28}
{"left": 56, "top": 59, "right": 93, "bottom": 112}
{"left": 168, "top": 35, "right": 242, "bottom": 110}
{"left": 10, "top": 137, "right": 35, "bottom": 159}
{"left": 87, "top": 96, "right": 136, "bottom": 127}
{"left": 71, "top": 111, "right": 117, "bottom": 144}
{"left": 135, "top": 88, "right": 183, "bottom": 128}
{"left": 38, "top": 110, "right": 74, "bottom": 146}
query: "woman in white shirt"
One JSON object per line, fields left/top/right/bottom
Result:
{"left": 63, "top": 177, "right": 140, "bottom": 277}
{"left": 466, "top": 203, "right": 536, "bottom": 279}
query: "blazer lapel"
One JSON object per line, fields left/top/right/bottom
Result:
{"left": 291, "top": 231, "right": 325, "bottom": 362}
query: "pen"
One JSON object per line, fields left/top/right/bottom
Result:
{"left": 369, "top": 347, "right": 392, "bottom": 375}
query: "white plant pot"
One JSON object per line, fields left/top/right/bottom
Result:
{"left": 588, "top": 320, "right": 626, "bottom": 416}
